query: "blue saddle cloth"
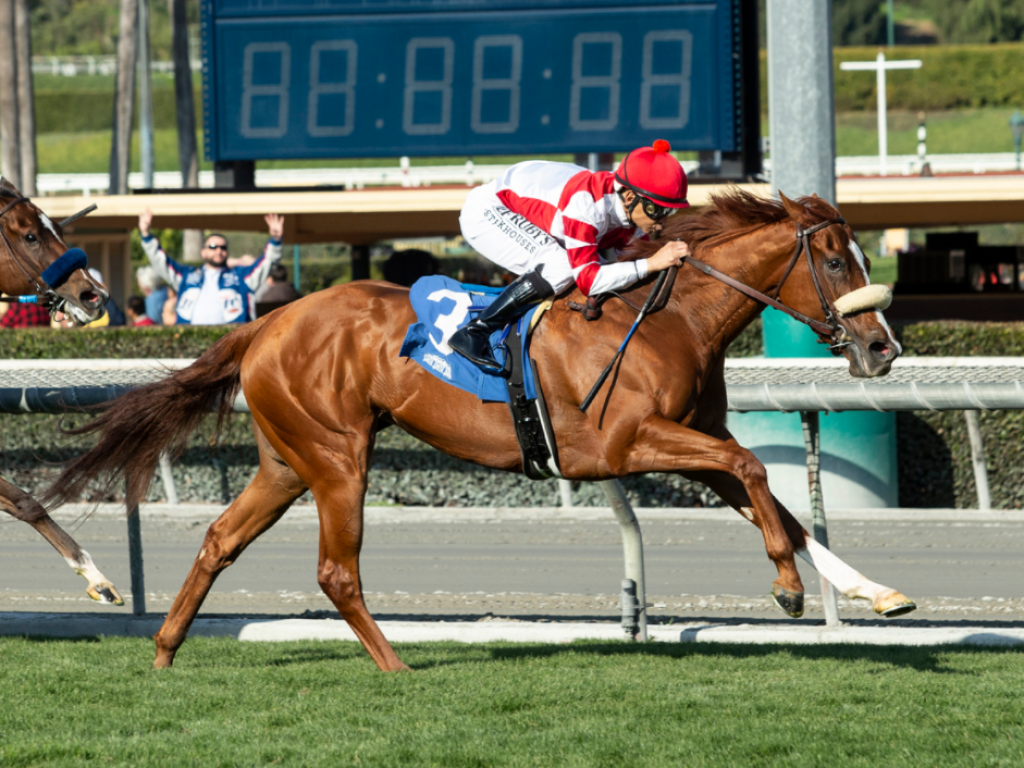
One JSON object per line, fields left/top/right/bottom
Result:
{"left": 399, "top": 276, "right": 539, "bottom": 403}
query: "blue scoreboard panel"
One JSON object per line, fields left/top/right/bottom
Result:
{"left": 201, "top": 0, "right": 745, "bottom": 162}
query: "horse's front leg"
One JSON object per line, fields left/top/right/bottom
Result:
{"left": 0, "top": 478, "right": 123, "bottom": 605}
{"left": 623, "top": 417, "right": 805, "bottom": 616}
{"left": 683, "top": 426, "right": 915, "bottom": 618}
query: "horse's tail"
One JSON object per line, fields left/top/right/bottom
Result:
{"left": 40, "top": 315, "right": 271, "bottom": 511}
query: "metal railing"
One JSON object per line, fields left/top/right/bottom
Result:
{"left": 1, "top": 356, "right": 1019, "bottom": 636}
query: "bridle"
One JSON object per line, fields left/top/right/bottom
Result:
{"left": 0, "top": 196, "right": 98, "bottom": 319}
{"left": 680, "top": 216, "right": 853, "bottom": 354}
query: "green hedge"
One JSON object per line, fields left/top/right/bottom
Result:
{"left": 34, "top": 87, "right": 203, "bottom": 134}
{"left": 759, "top": 44, "right": 1024, "bottom": 113}
{"left": 1, "top": 320, "right": 1022, "bottom": 508}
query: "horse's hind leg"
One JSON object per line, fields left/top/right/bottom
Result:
{"left": 0, "top": 477, "right": 123, "bottom": 605}
{"left": 310, "top": 453, "right": 410, "bottom": 672}
{"left": 153, "top": 424, "right": 307, "bottom": 668}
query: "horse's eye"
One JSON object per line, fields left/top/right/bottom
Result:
{"left": 25, "top": 233, "right": 37, "bottom": 243}
{"left": 827, "top": 258, "right": 844, "bottom": 272}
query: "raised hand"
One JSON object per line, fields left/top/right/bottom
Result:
{"left": 265, "top": 213, "right": 284, "bottom": 241}
{"left": 138, "top": 208, "right": 153, "bottom": 238}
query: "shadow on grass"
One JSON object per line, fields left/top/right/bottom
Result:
{"left": 474, "top": 640, "right": 1024, "bottom": 674}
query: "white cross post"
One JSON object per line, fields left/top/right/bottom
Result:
{"left": 840, "top": 52, "right": 921, "bottom": 176}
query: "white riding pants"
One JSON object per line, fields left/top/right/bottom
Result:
{"left": 459, "top": 182, "right": 576, "bottom": 292}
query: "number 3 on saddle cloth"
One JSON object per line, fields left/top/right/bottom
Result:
{"left": 399, "top": 275, "right": 562, "bottom": 480}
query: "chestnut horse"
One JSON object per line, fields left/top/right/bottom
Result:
{"left": 44, "top": 190, "right": 915, "bottom": 670}
{"left": 0, "top": 179, "right": 123, "bottom": 605}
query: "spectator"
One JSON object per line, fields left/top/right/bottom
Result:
{"left": 254, "top": 262, "right": 303, "bottom": 304}
{"left": 136, "top": 265, "right": 167, "bottom": 325}
{"left": 138, "top": 210, "right": 285, "bottom": 325}
{"left": 126, "top": 295, "right": 155, "bottom": 326}
{"left": 0, "top": 300, "right": 51, "bottom": 328}
{"left": 162, "top": 287, "right": 178, "bottom": 326}
{"left": 84, "top": 268, "right": 126, "bottom": 327}
{"left": 228, "top": 254, "right": 257, "bottom": 269}
{"left": 383, "top": 248, "right": 439, "bottom": 287}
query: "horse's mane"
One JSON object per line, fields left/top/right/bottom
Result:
{"left": 620, "top": 188, "right": 837, "bottom": 262}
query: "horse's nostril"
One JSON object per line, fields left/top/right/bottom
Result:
{"left": 869, "top": 341, "right": 893, "bottom": 360}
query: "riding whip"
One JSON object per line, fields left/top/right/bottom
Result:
{"left": 579, "top": 266, "right": 670, "bottom": 413}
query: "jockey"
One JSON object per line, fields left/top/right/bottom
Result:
{"left": 450, "top": 139, "right": 692, "bottom": 372}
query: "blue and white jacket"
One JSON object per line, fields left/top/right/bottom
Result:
{"left": 141, "top": 236, "right": 284, "bottom": 324}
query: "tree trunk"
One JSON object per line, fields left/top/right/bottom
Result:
{"left": 109, "top": 0, "right": 138, "bottom": 195}
{"left": 13, "top": 0, "right": 33, "bottom": 195}
{"left": 169, "top": 0, "right": 197, "bottom": 187}
{"left": 169, "top": 0, "right": 199, "bottom": 258}
{"left": 0, "top": 0, "right": 21, "bottom": 189}
{"left": 137, "top": 0, "right": 154, "bottom": 188}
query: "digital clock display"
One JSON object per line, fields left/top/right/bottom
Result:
{"left": 202, "top": 0, "right": 740, "bottom": 161}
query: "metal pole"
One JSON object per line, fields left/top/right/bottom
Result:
{"left": 964, "top": 410, "right": 991, "bottom": 510}
{"left": 800, "top": 411, "right": 840, "bottom": 626}
{"left": 293, "top": 244, "right": 301, "bottom": 291}
{"left": 598, "top": 479, "right": 647, "bottom": 641}
{"left": 876, "top": 51, "right": 887, "bottom": 177}
{"left": 126, "top": 499, "right": 146, "bottom": 616}
{"left": 886, "top": 0, "right": 895, "bottom": 47}
{"left": 136, "top": 0, "right": 154, "bottom": 189}
{"left": 766, "top": 0, "right": 836, "bottom": 205}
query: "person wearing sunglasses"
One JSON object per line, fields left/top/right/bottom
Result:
{"left": 137, "top": 209, "right": 285, "bottom": 325}
{"left": 450, "top": 139, "right": 691, "bottom": 373}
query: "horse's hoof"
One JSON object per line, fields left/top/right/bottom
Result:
{"left": 771, "top": 585, "right": 804, "bottom": 618}
{"left": 153, "top": 652, "right": 175, "bottom": 670}
{"left": 875, "top": 590, "right": 916, "bottom": 618}
{"left": 88, "top": 584, "right": 124, "bottom": 606}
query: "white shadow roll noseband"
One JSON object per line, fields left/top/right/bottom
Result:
{"left": 833, "top": 284, "right": 892, "bottom": 317}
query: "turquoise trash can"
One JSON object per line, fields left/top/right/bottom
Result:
{"left": 724, "top": 308, "right": 897, "bottom": 511}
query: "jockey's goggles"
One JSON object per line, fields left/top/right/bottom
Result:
{"left": 637, "top": 196, "right": 677, "bottom": 222}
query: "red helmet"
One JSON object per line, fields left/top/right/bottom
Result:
{"left": 614, "top": 139, "right": 689, "bottom": 209}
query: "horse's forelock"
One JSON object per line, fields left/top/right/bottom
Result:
{"left": 620, "top": 188, "right": 837, "bottom": 263}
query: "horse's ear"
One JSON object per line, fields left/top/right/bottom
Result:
{"left": 0, "top": 177, "right": 21, "bottom": 197}
{"left": 778, "top": 190, "right": 806, "bottom": 221}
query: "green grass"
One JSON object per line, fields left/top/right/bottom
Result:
{"left": 1, "top": 637, "right": 1023, "bottom": 767}
{"left": 834, "top": 108, "right": 1024, "bottom": 157}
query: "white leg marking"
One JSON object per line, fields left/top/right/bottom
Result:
{"left": 739, "top": 506, "right": 754, "bottom": 521}
{"left": 796, "top": 539, "right": 886, "bottom": 603}
{"left": 64, "top": 548, "right": 111, "bottom": 587}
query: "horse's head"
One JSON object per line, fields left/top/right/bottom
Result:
{"left": 776, "top": 192, "right": 900, "bottom": 378}
{"left": 0, "top": 179, "right": 107, "bottom": 325}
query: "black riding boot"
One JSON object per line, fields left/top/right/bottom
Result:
{"left": 450, "top": 271, "right": 554, "bottom": 372}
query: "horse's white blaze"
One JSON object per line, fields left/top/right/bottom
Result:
{"left": 39, "top": 213, "right": 67, "bottom": 247}
{"left": 796, "top": 539, "right": 887, "bottom": 602}
{"left": 848, "top": 239, "right": 901, "bottom": 354}
{"left": 848, "top": 240, "right": 870, "bottom": 281}
{"left": 64, "top": 548, "right": 111, "bottom": 587}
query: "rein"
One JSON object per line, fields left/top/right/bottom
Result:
{"left": 680, "top": 216, "right": 850, "bottom": 353}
